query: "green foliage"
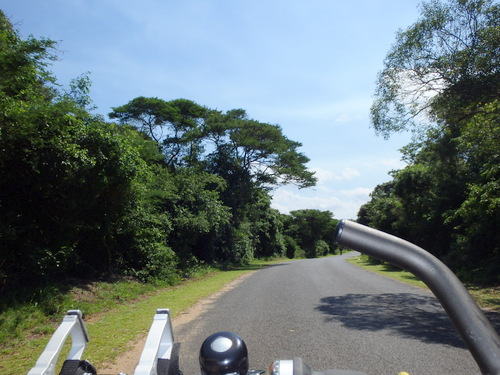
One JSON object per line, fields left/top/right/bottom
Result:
{"left": 204, "top": 108, "right": 317, "bottom": 189}
{"left": 0, "top": 11, "right": 147, "bottom": 287}
{"left": 109, "top": 96, "right": 208, "bottom": 166}
{"left": 371, "top": 0, "right": 499, "bottom": 137}
{"left": 0, "top": 10, "right": 57, "bottom": 104}
{"left": 110, "top": 97, "right": 316, "bottom": 264}
{"left": 282, "top": 209, "right": 338, "bottom": 258}
{"left": 446, "top": 100, "right": 500, "bottom": 282}
{"left": 159, "top": 168, "right": 231, "bottom": 265}
{"left": 314, "top": 240, "right": 330, "bottom": 257}
{"left": 117, "top": 203, "right": 177, "bottom": 283}
{"left": 283, "top": 235, "right": 304, "bottom": 259}
{"left": 250, "top": 193, "right": 286, "bottom": 258}
{"left": 0, "top": 12, "right": 165, "bottom": 292}
{"left": 0, "top": 105, "right": 146, "bottom": 282}
{"left": 358, "top": 181, "right": 405, "bottom": 235}
{"left": 0, "top": 9, "right": 319, "bottom": 306}
{"left": 364, "top": 0, "right": 499, "bottom": 283}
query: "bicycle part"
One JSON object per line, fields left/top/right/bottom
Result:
{"left": 134, "top": 308, "right": 176, "bottom": 375}
{"left": 199, "top": 331, "right": 248, "bottom": 374}
{"left": 334, "top": 219, "right": 500, "bottom": 375}
{"left": 27, "top": 310, "right": 91, "bottom": 375}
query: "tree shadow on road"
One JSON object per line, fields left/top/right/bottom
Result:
{"left": 316, "top": 293, "right": 494, "bottom": 349}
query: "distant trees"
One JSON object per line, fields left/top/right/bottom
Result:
{"left": 361, "top": 0, "right": 499, "bottom": 283}
{"left": 281, "top": 210, "right": 338, "bottom": 258}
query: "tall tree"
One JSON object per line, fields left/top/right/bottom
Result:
{"left": 109, "top": 97, "right": 207, "bottom": 166}
{"left": 204, "top": 109, "right": 316, "bottom": 222}
{"left": 0, "top": 11, "right": 153, "bottom": 290}
{"left": 448, "top": 100, "right": 500, "bottom": 281}
{"left": 371, "top": 0, "right": 499, "bottom": 138}
{"left": 366, "top": 0, "right": 499, "bottom": 282}
{"left": 111, "top": 100, "right": 316, "bottom": 190}
{"left": 110, "top": 99, "right": 316, "bottom": 263}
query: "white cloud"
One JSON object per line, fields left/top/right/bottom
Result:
{"left": 312, "top": 166, "right": 360, "bottom": 184}
{"left": 341, "top": 187, "right": 372, "bottom": 198}
{"left": 335, "top": 114, "right": 352, "bottom": 124}
{"left": 335, "top": 167, "right": 361, "bottom": 181}
{"left": 271, "top": 185, "right": 373, "bottom": 220}
{"left": 363, "top": 157, "right": 407, "bottom": 171}
{"left": 334, "top": 113, "right": 363, "bottom": 124}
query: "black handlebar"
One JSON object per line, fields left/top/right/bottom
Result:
{"left": 334, "top": 219, "right": 500, "bottom": 375}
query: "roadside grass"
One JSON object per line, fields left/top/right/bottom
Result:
{"left": 0, "top": 259, "right": 285, "bottom": 375}
{"left": 347, "top": 255, "right": 500, "bottom": 311}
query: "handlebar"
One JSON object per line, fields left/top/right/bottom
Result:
{"left": 334, "top": 220, "right": 500, "bottom": 375}
{"left": 27, "top": 220, "right": 500, "bottom": 375}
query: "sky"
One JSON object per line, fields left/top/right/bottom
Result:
{"left": 1, "top": 0, "right": 424, "bottom": 220}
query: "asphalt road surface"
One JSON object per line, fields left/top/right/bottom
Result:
{"left": 174, "top": 253, "right": 499, "bottom": 374}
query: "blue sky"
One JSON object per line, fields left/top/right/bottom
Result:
{"left": 2, "top": 0, "right": 423, "bottom": 219}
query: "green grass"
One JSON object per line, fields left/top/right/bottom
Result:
{"left": 0, "top": 260, "right": 284, "bottom": 375}
{"left": 347, "top": 255, "right": 427, "bottom": 289}
{"left": 464, "top": 285, "right": 500, "bottom": 311}
{"left": 347, "top": 255, "right": 500, "bottom": 311}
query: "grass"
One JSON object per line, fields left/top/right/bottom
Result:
{"left": 465, "top": 285, "right": 500, "bottom": 311}
{"left": 347, "top": 255, "right": 500, "bottom": 311}
{"left": 0, "top": 259, "right": 284, "bottom": 375}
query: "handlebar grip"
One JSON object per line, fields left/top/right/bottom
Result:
{"left": 334, "top": 220, "right": 500, "bottom": 375}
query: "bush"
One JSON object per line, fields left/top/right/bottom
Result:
{"left": 284, "top": 235, "right": 304, "bottom": 259}
{"left": 314, "top": 240, "right": 330, "bottom": 257}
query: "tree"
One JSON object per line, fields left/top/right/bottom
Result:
{"left": 204, "top": 109, "right": 316, "bottom": 217}
{"left": 0, "top": 104, "right": 147, "bottom": 287}
{"left": 285, "top": 210, "right": 337, "bottom": 258}
{"left": 202, "top": 109, "right": 317, "bottom": 262}
{"left": 111, "top": 100, "right": 317, "bottom": 191}
{"left": 448, "top": 100, "right": 500, "bottom": 281}
{"left": 207, "top": 109, "right": 316, "bottom": 188}
{"left": 248, "top": 191, "right": 286, "bottom": 259}
{"left": 109, "top": 97, "right": 208, "bottom": 166}
{"left": 357, "top": 181, "right": 405, "bottom": 236}
{"left": 371, "top": 0, "right": 499, "bottom": 138}
{"left": 111, "top": 99, "right": 317, "bottom": 263}
{"left": 0, "top": 10, "right": 57, "bottom": 105}
{"left": 0, "top": 12, "right": 158, "bottom": 290}
{"left": 366, "top": 0, "right": 499, "bottom": 283}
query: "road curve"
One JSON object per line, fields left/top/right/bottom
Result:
{"left": 174, "top": 253, "right": 498, "bottom": 374}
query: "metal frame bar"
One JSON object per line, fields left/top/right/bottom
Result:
{"left": 27, "top": 310, "right": 88, "bottom": 375}
{"left": 134, "top": 308, "right": 174, "bottom": 375}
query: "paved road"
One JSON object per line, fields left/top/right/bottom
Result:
{"left": 174, "top": 253, "right": 499, "bottom": 374}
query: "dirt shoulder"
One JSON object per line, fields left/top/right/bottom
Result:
{"left": 99, "top": 271, "right": 256, "bottom": 374}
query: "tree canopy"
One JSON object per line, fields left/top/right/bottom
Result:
{"left": 371, "top": 0, "right": 499, "bottom": 138}
{"left": 282, "top": 209, "right": 338, "bottom": 258}
{"left": 110, "top": 98, "right": 316, "bottom": 189}
{"left": 363, "top": 0, "right": 499, "bottom": 283}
